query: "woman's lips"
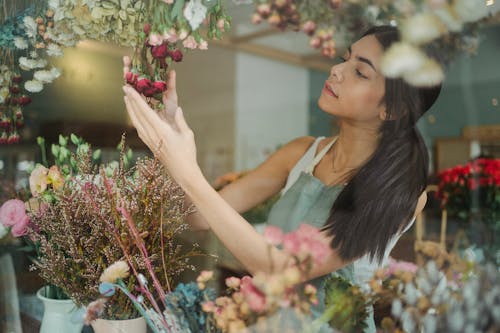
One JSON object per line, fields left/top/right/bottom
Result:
{"left": 323, "top": 83, "right": 338, "bottom": 98}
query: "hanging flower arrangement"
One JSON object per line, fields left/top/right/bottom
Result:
{"left": 249, "top": 0, "right": 499, "bottom": 87}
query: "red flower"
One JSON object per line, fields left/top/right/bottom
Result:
{"left": 0, "top": 132, "right": 8, "bottom": 144}
{"left": 11, "top": 76, "right": 22, "bottom": 84}
{"left": 125, "top": 72, "right": 138, "bottom": 85}
{"left": 467, "top": 178, "right": 479, "bottom": 191}
{"left": 135, "top": 78, "right": 152, "bottom": 94}
{"left": 151, "top": 43, "right": 169, "bottom": 59}
{"left": 9, "top": 86, "right": 20, "bottom": 94}
{"left": 169, "top": 49, "right": 183, "bottom": 62}
{"left": 152, "top": 81, "right": 167, "bottom": 94}
{"left": 143, "top": 23, "right": 151, "bottom": 35}
{"left": 18, "top": 95, "right": 32, "bottom": 106}
{"left": 7, "top": 132, "right": 20, "bottom": 144}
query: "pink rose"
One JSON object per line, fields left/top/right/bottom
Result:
{"left": 0, "top": 199, "right": 30, "bottom": 237}
{"left": 182, "top": 36, "right": 197, "bottom": 50}
{"left": 163, "top": 29, "right": 178, "bottom": 43}
{"left": 198, "top": 39, "right": 208, "bottom": 50}
{"left": 263, "top": 225, "right": 284, "bottom": 246}
{"left": 225, "top": 277, "right": 241, "bottom": 289}
{"left": 147, "top": 33, "right": 163, "bottom": 46}
{"left": 240, "top": 276, "right": 266, "bottom": 313}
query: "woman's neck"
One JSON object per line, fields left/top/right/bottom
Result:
{"left": 332, "top": 121, "right": 380, "bottom": 172}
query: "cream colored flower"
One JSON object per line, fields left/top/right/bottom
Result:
{"left": 381, "top": 42, "right": 427, "bottom": 78}
{"left": 100, "top": 260, "right": 130, "bottom": 283}
{"left": 0, "top": 87, "right": 8, "bottom": 104}
{"left": 433, "top": 5, "right": 463, "bottom": 32}
{"left": 48, "top": 165, "right": 64, "bottom": 190}
{"left": 14, "top": 37, "right": 28, "bottom": 50}
{"left": 47, "top": 44, "right": 63, "bottom": 57}
{"left": 19, "top": 57, "right": 37, "bottom": 70}
{"left": 29, "top": 164, "right": 49, "bottom": 196}
{"left": 453, "top": 0, "right": 488, "bottom": 23}
{"left": 23, "top": 16, "right": 38, "bottom": 38}
{"left": 34, "top": 70, "right": 55, "bottom": 83}
{"left": 403, "top": 58, "right": 444, "bottom": 87}
{"left": 401, "top": 13, "right": 445, "bottom": 45}
{"left": 25, "top": 80, "right": 44, "bottom": 93}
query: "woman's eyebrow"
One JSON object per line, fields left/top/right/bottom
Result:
{"left": 348, "top": 46, "right": 377, "bottom": 73}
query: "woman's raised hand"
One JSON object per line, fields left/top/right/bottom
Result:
{"left": 123, "top": 85, "right": 201, "bottom": 187}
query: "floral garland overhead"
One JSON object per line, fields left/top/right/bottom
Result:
{"left": 250, "top": 0, "right": 499, "bottom": 87}
{"left": 0, "top": 0, "right": 230, "bottom": 143}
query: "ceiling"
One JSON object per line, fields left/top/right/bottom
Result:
{"left": 216, "top": 0, "right": 500, "bottom": 73}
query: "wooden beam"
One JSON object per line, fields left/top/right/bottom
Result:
{"left": 229, "top": 28, "right": 282, "bottom": 44}
{"left": 212, "top": 39, "right": 332, "bottom": 72}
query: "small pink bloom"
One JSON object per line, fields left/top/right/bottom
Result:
{"left": 29, "top": 164, "right": 49, "bottom": 196}
{"left": 148, "top": 33, "right": 163, "bottom": 46}
{"left": 240, "top": 276, "right": 266, "bottom": 313}
{"left": 251, "top": 13, "right": 262, "bottom": 24}
{"left": 197, "top": 270, "right": 214, "bottom": 283}
{"left": 309, "top": 36, "right": 321, "bottom": 49}
{"left": 225, "top": 277, "right": 241, "bottom": 289}
{"left": 198, "top": 39, "right": 208, "bottom": 50}
{"left": 0, "top": 199, "right": 30, "bottom": 237}
{"left": 217, "top": 18, "right": 226, "bottom": 32}
{"left": 178, "top": 30, "right": 188, "bottom": 40}
{"left": 182, "top": 36, "right": 198, "bottom": 49}
{"left": 302, "top": 20, "right": 316, "bottom": 36}
{"left": 163, "top": 28, "right": 178, "bottom": 43}
{"left": 263, "top": 225, "right": 284, "bottom": 246}
{"left": 162, "top": 0, "right": 174, "bottom": 3}
{"left": 283, "top": 233, "right": 301, "bottom": 256}
{"left": 201, "top": 301, "right": 216, "bottom": 312}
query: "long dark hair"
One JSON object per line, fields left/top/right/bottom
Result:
{"left": 323, "top": 25, "right": 442, "bottom": 263}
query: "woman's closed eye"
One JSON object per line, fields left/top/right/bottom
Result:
{"left": 355, "top": 69, "right": 368, "bottom": 79}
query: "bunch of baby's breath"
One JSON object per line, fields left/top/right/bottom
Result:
{"left": 28, "top": 137, "right": 201, "bottom": 319}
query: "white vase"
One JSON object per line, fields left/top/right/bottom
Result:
{"left": 36, "top": 287, "right": 84, "bottom": 333}
{"left": 91, "top": 317, "right": 147, "bottom": 333}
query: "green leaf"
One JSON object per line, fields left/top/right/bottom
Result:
{"left": 70, "top": 133, "right": 80, "bottom": 145}
{"left": 171, "top": 0, "right": 185, "bottom": 20}
{"left": 93, "top": 149, "right": 101, "bottom": 161}
{"left": 59, "top": 135, "right": 68, "bottom": 146}
{"left": 51, "top": 144, "right": 60, "bottom": 157}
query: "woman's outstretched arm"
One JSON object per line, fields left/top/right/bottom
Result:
{"left": 123, "top": 86, "right": 347, "bottom": 277}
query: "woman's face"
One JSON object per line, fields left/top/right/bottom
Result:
{"left": 318, "top": 35, "right": 387, "bottom": 124}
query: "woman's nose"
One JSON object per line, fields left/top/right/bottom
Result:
{"left": 330, "top": 64, "right": 343, "bottom": 82}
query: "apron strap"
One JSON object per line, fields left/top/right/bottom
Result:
{"left": 304, "top": 136, "right": 338, "bottom": 174}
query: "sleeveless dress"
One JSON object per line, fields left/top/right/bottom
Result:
{"left": 266, "top": 136, "right": 414, "bottom": 332}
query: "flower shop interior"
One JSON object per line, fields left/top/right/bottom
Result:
{"left": 1, "top": 1, "right": 500, "bottom": 333}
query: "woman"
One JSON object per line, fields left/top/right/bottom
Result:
{"left": 123, "top": 25, "right": 441, "bottom": 331}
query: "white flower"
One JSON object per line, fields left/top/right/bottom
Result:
{"left": 50, "top": 67, "right": 62, "bottom": 79}
{"left": 183, "top": 0, "right": 207, "bottom": 30}
{"left": 381, "top": 42, "right": 427, "bottom": 78}
{"left": 29, "top": 51, "right": 38, "bottom": 58}
{"left": 100, "top": 260, "right": 130, "bottom": 283}
{"left": 25, "top": 80, "right": 44, "bottom": 93}
{"left": 23, "top": 16, "right": 38, "bottom": 38}
{"left": 48, "top": 0, "right": 60, "bottom": 9}
{"left": 14, "top": 37, "right": 29, "bottom": 50}
{"left": 403, "top": 58, "right": 444, "bottom": 87}
{"left": 401, "top": 13, "right": 445, "bottom": 44}
{"left": 34, "top": 70, "right": 55, "bottom": 83}
{"left": 391, "top": 299, "right": 403, "bottom": 317}
{"left": 19, "top": 57, "right": 38, "bottom": 70}
{"left": 34, "top": 58, "right": 48, "bottom": 69}
{"left": 0, "top": 223, "right": 8, "bottom": 239}
{"left": 433, "top": 5, "right": 463, "bottom": 32}
{"left": 453, "top": 0, "right": 488, "bottom": 23}
{"left": 46, "top": 43, "right": 63, "bottom": 57}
